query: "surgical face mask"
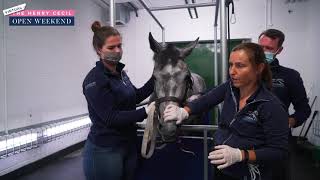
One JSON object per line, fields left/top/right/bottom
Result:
{"left": 102, "top": 51, "right": 122, "bottom": 63}
{"left": 264, "top": 47, "right": 280, "bottom": 64}
{"left": 264, "top": 51, "right": 275, "bottom": 64}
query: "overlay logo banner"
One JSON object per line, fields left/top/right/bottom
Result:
{"left": 9, "top": 9, "right": 75, "bottom": 26}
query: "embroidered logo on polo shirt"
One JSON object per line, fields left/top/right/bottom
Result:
{"left": 272, "top": 79, "right": 285, "bottom": 88}
{"left": 85, "top": 82, "right": 96, "bottom": 90}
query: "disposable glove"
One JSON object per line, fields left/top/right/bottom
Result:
{"left": 186, "top": 94, "right": 201, "bottom": 102}
{"left": 163, "top": 104, "right": 189, "bottom": 125}
{"left": 208, "top": 145, "right": 243, "bottom": 169}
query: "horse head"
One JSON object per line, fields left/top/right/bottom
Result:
{"left": 149, "top": 32, "right": 199, "bottom": 142}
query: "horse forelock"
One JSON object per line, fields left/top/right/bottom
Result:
{"left": 152, "top": 43, "right": 183, "bottom": 69}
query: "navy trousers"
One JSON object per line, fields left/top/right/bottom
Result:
{"left": 83, "top": 139, "right": 138, "bottom": 180}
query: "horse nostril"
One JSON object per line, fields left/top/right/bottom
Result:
{"left": 158, "top": 122, "right": 177, "bottom": 142}
{"left": 159, "top": 122, "right": 176, "bottom": 134}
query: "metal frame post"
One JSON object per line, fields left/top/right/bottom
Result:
{"left": 213, "top": 0, "right": 220, "bottom": 123}
{"left": 220, "top": 0, "right": 228, "bottom": 82}
{"left": 2, "top": 0, "right": 8, "bottom": 135}
{"left": 214, "top": 0, "right": 220, "bottom": 87}
{"left": 203, "top": 129, "right": 208, "bottom": 180}
{"left": 149, "top": 2, "right": 217, "bottom": 11}
{"left": 109, "top": 0, "right": 115, "bottom": 27}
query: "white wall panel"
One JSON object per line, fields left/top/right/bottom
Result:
{"left": 1, "top": 0, "right": 106, "bottom": 130}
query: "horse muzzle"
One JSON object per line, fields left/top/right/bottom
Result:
{"left": 158, "top": 119, "right": 177, "bottom": 142}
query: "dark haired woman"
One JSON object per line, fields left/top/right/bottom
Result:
{"left": 82, "top": 21, "right": 154, "bottom": 180}
{"left": 163, "top": 43, "right": 288, "bottom": 180}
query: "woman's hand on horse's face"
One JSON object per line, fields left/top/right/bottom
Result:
{"left": 163, "top": 105, "right": 189, "bottom": 124}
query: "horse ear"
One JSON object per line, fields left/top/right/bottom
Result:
{"left": 149, "top": 32, "right": 162, "bottom": 54}
{"left": 180, "top": 37, "right": 199, "bottom": 59}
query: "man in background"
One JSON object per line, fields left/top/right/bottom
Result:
{"left": 258, "top": 29, "right": 311, "bottom": 180}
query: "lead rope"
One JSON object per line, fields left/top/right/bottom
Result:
{"left": 248, "top": 164, "right": 261, "bottom": 180}
{"left": 141, "top": 105, "right": 157, "bottom": 159}
{"left": 177, "top": 137, "right": 196, "bottom": 156}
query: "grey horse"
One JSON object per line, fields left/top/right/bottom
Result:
{"left": 148, "top": 33, "right": 206, "bottom": 142}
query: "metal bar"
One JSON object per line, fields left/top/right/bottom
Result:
{"left": 127, "top": 2, "right": 139, "bottom": 17}
{"left": 185, "top": 0, "right": 192, "bottom": 18}
{"left": 213, "top": 0, "right": 220, "bottom": 124}
{"left": 191, "top": 0, "right": 199, "bottom": 19}
{"left": 269, "top": 0, "right": 273, "bottom": 27}
{"left": 299, "top": 96, "right": 317, "bottom": 137}
{"left": 162, "top": 28, "right": 165, "bottom": 45}
{"left": 203, "top": 129, "right": 208, "bottom": 180}
{"left": 136, "top": 131, "right": 214, "bottom": 141}
{"left": 214, "top": 0, "right": 220, "bottom": 28}
{"left": 185, "top": 0, "right": 199, "bottom": 19}
{"left": 2, "top": 0, "right": 8, "bottom": 135}
{"left": 109, "top": 0, "right": 115, "bottom": 27}
{"left": 180, "top": 125, "right": 218, "bottom": 132}
{"left": 214, "top": 26, "right": 218, "bottom": 86}
{"left": 213, "top": 25, "right": 219, "bottom": 123}
{"left": 265, "top": 0, "right": 268, "bottom": 29}
{"left": 137, "top": 0, "right": 164, "bottom": 30}
{"left": 137, "top": 123, "right": 218, "bottom": 132}
{"left": 179, "top": 135, "right": 213, "bottom": 140}
{"left": 149, "top": 2, "right": 216, "bottom": 11}
{"left": 304, "top": 110, "right": 319, "bottom": 138}
{"left": 220, "top": 0, "right": 228, "bottom": 82}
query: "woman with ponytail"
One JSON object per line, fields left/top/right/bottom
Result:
{"left": 82, "top": 21, "right": 155, "bottom": 180}
{"left": 163, "top": 43, "right": 288, "bottom": 180}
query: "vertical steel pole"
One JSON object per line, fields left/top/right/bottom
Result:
{"left": 110, "top": 0, "right": 115, "bottom": 27}
{"left": 162, "top": 28, "right": 165, "bottom": 45}
{"left": 2, "top": 0, "right": 8, "bottom": 135}
{"left": 220, "top": 0, "right": 228, "bottom": 82}
{"left": 203, "top": 129, "right": 208, "bottom": 180}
